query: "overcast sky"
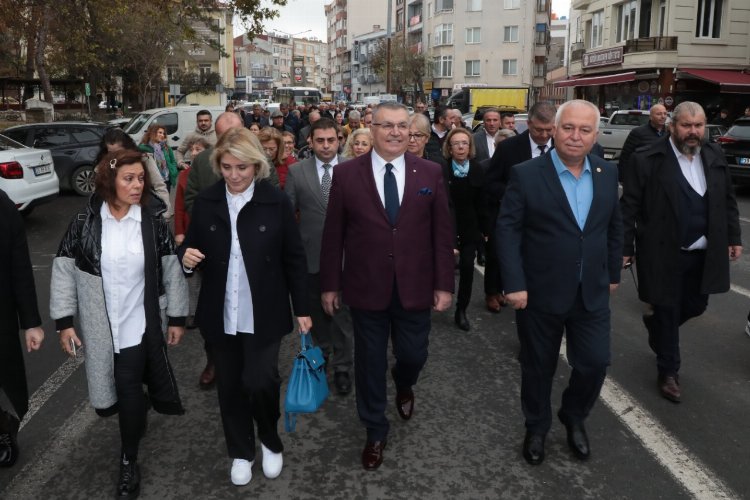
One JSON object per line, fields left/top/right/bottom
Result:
{"left": 240, "top": 0, "right": 572, "bottom": 40}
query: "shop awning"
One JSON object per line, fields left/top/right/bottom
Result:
{"left": 678, "top": 68, "right": 750, "bottom": 93}
{"left": 554, "top": 71, "right": 636, "bottom": 88}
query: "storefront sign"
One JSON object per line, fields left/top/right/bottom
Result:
{"left": 582, "top": 47, "right": 623, "bottom": 69}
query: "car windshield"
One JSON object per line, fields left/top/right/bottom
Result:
{"left": 609, "top": 113, "right": 650, "bottom": 126}
{"left": 0, "top": 133, "right": 26, "bottom": 150}
{"left": 123, "top": 113, "right": 153, "bottom": 134}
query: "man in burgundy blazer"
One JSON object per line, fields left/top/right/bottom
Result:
{"left": 320, "top": 102, "right": 455, "bottom": 471}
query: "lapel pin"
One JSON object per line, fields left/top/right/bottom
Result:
{"left": 596, "top": 167, "right": 601, "bottom": 172}
{"left": 413, "top": 169, "right": 417, "bottom": 173}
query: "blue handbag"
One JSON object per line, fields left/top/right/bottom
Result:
{"left": 284, "top": 332, "right": 329, "bottom": 432}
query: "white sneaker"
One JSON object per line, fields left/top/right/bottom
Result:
{"left": 261, "top": 443, "right": 283, "bottom": 479}
{"left": 745, "top": 320, "right": 750, "bottom": 338}
{"left": 231, "top": 458, "right": 253, "bottom": 486}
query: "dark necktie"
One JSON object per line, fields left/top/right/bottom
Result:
{"left": 321, "top": 163, "right": 331, "bottom": 205}
{"left": 384, "top": 163, "right": 399, "bottom": 225}
{"left": 538, "top": 144, "right": 547, "bottom": 155}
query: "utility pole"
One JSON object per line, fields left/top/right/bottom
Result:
{"left": 386, "top": 0, "right": 392, "bottom": 94}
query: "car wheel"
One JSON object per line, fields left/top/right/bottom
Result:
{"left": 71, "top": 165, "right": 96, "bottom": 196}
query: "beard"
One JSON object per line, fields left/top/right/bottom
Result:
{"left": 673, "top": 133, "right": 704, "bottom": 156}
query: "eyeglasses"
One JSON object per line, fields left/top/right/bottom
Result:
{"left": 408, "top": 133, "right": 427, "bottom": 140}
{"left": 372, "top": 122, "right": 409, "bottom": 132}
{"left": 450, "top": 141, "right": 470, "bottom": 147}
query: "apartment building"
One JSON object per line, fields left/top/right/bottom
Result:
{"left": 559, "top": 0, "right": 750, "bottom": 119}
{"left": 416, "top": 0, "right": 551, "bottom": 104}
{"left": 351, "top": 28, "right": 389, "bottom": 102}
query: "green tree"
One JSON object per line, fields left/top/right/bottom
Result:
{"left": 370, "top": 32, "right": 428, "bottom": 99}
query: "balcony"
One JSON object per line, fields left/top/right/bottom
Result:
{"left": 571, "top": 0, "right": 591, "bottom": 9}
{"left": 624, "top": 36, "right": 677, "bottom": 53}
{"left": 571, "top": 48, "right": 585, "bottom": 62}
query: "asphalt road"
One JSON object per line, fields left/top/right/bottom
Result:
{"left": 2, "top": 190, "right": 750, "bottom": 499}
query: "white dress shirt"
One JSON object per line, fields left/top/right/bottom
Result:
{"left": 485, "top": 132, "right": 496, "bottom": 158}
{"left": 371, "top": 150, "right": 405, "bottom": 206}
{"left": 224, "top": 182, "right": 256, "bottom": 335}
{"left": 100, "top": 203, "right": 146, "bottom": 353}
{"left": 670, "top": 138, "right": 708, "bottom": 250}
{"left": 529, "top": 135, "right": 552, "bottom": 158}
{"left": 316, "top": 155, "right": 339, "bottom": 183}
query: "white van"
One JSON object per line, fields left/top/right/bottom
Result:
{"left": 124, "top": 105, "right": 225, "bottom": 150}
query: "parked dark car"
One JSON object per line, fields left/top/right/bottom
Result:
{"left": 716, "top": 118, "right": 750, "bottom": 183}
{"left": 2, "top": 122, "right": 110, "bottom": 195}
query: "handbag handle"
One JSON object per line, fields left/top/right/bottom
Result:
{"left": 300, "top": 331, "right": 313, "bottom": 351}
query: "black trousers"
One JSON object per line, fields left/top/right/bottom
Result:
{"left": 307, "top": 273, "right": 353, "bottom": 374}
{"left": 484, "top": 204, "right": 501, "bottom": 295}
{"left": 114, "top": 342, "right": 148, "bottom": 461}
{"left": 350, "top": 285, "right": 431, "bottom": 442}
{"left": 517, "top": 286, "right": 610, "bottom": 434}
{"left": 650, "top": 250, "right": 708, "bottom": 376}
{"left": 456, "top": 241, "right": 478, "bottom": 310}
{"left": 213, "top": 333, "right": 283, "bottom": 461}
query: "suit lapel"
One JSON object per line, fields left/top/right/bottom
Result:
{"left": 539, "top": 157, "right": 579, "bottom": 229}
{"left": 398, "top": 155, "right": 419, "bottom": 221}
{"left": 358, "top": 154, "right": 391, "bottom": 224}
{"left": 583, "top": 157, "right": 605, "bottom": 233}
{"left": 301, "top": 158, "right": 326, "bottom": 210}
{"left": 656, "top": 141, "right": 682, "bottom": 219}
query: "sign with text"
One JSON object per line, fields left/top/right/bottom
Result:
{"left": 582, "top": 47, "right": 623, "bottom": 69}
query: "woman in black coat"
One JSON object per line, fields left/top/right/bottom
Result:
{"left": 0, "top": 189, "right": 45, "bottom": 468}
{"left": 442, "top": 128, "right": 485, "bottom": 332}
{"left": 179, "top": 127, "right": 311, "bottom": 486}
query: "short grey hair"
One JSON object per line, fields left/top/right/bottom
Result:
{"left": 528, "top": 101, "right": 557, "bottom": 124}
{"left": 555, "top": 99, "right": 601, "bottom": 131}
{"left": 494, "top": 128, "right": 516, "bottom": 144}
{"left": 672, "top": 101, "right": 706, "bottom": 124}
{"left": 348, "top": 110, "right": 361, "bottom": 121}
{"left": 373, "top": 102, "right": 409, "bottom": 121}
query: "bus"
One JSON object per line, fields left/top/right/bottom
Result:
{"left": 272, "top": 87, "right": 322, "bottom": 107}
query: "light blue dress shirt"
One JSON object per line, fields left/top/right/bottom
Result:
{"left": 551, "top": 149, "right": 593, "bottom": 231}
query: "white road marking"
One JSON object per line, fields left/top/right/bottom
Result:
{"left": 475, "top": 263, "right": 739, "bottom": 500}
{"left": 738, "top": 216, "right": 750, "bottom": 224}
{"left": 730, "top": 283, "right": 750, "bottom": 299}
{"left": 20, "top": 351, "right": 85, "bottom": 431}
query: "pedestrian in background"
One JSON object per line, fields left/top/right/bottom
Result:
{"left": 0, "top": 189, "right": 45, "bottom": 469}
{"left": 256, "top": 127, "right": 285, "bottom": 189}
{"left": 443, "top": 128, "right": 484, "bottom": 332}
{"left": 175, "top": 110, "right": 217, "bottom": 167}
{"left": 618, "top": 104, "right": 669, "bottom": 183}
{"left": 498, "top": 99, "right": 622, "bottom": 466}
{"left": 341, "top": 127, "right": 372, "bottom": 160}
{"left": 51, "top": 148, "right": 188, "bottom": 498}
{"left": 621, "top": 101, "right": 741, "bottom": 403}
{"left": 179, "top": 127, "right": 310, "bottom": 486}
{"left": 139, "top": 124, "right": 178, "bottom": 191}
{"left": 320, "top": 102, "right": 454, "bottom": 471}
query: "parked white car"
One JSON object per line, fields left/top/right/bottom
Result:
{"left": 0, "top": 134, "right": 59, "bottom": 213}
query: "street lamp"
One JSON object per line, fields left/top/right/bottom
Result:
{"left": 272, "top": 29, "right": 313, "bottom": 87}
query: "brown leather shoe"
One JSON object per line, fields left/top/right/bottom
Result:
{"left": 395, "top": 387, "right": 414, "bottom": 420}
{"left": 362, "top": 440, "right": 386, "bottom": 470}
{"left": 485, "top": 294, "right": 502, "bottom": 313}
{"left": 199, "top": 362, "right": 215, "bottom": 389}
{"left": 658, "top": 374, "right": 681, "bottom": 403}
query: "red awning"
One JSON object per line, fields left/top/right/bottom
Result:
{"left": 554, "top": 71, "right": 636, "bottom": 88}
{"left": 679, "top": 69, "right": 750, "bottom": 93}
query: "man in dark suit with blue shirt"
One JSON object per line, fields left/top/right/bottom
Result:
{"left": 497, "top": 99, "right": 623, "bottom": 466}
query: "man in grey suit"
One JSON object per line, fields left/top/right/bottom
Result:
{"left": 285, "top": 118, "right": 353, "bottom": 395}
{"left": 473, "top": 107, "right": 502, "bottom": 165}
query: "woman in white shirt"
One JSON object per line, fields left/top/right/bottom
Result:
{"left": 50, "top": 148, "right": 188, "bottom": 499}
{"left": 179, "top": 128, "right": 311, "bottom": 487}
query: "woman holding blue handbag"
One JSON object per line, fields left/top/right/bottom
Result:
{"left": 179, "top": 127, "right": 311, "bottom": 487}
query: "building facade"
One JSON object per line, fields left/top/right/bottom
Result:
{"left": 351, "top": 29, "right": 389, "bottom": 102}
{"left": 559, "top": 0, "right": 750, "bottom": 120}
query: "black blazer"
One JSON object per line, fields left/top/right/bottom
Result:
{"left": 497, "top": 154, "right": 623, "bottom": 314}
{"left": 179, "top": 179, "right": 309, "bottom": 344}
{"left": 443, "top": 160, "right": 485, "bottom": 246}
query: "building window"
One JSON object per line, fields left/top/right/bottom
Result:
{"left": 465, "top": 60, "right": 480, "bottom": 76}
{"left": 436, "top": 0, "right": 453, "bottom": 12}
{"left": 591, "top": 10, "right": 604, "bottom": 48}
{"left": 696, "top": 0, "right": 723, "bottom": 38}
{"left": 467, "top": 0, "right": 481, "bottom": 11}
{"left": 433, "top": 55, "right": 453, "bottom": 77}
{"left": 504, "top": 25, "right": 519, "bottom": 42}
{"left": 537, "top": 0, "right": 547, "bottom": 11}
{"left": 535, "top": 27, "right": 547, "bottom": 45}
{"left": 616, "top": 1, "right": 638, "bottom": 43}
{"left": 199, "top": 64, "right": 212, "bottom": 81}
{"left": 504, "top": 0, "right": 520, "bottom": 9}
{"left": 657, "top": 0, "right": 666, "bottom": 36}
{"left": 435, "top": 23, "right": 453, "bottom": 45}
{"left": 466, "top": 27, "right": 481, "bottom": 44}
{"left": 166, "top": 65, "right": 179, "bottom": 82}
{"left": 502, "top": 59, "right": 517, "bottom": 75}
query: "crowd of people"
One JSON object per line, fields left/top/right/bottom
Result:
{"left": 0, "top": 96, "right": 743, "bottom": 498}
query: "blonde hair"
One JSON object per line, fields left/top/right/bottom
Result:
{"left": 210, "top": 128, "right": 270, "bottom": 180}
{"left": 342, "top": 128, "right": 373, "bottom": 158}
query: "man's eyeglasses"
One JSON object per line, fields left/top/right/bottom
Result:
{"left": 372, "top": 122, "right": 409, "bottom": 132}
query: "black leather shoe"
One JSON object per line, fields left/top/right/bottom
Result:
{"left": 476, "top": 253, "right": 486, "bottom": 267}
{"left": 454, "top": 308, "right": 470, "bottom": 331}
{"left": 391, "top": 368, "right": 414, "bottom": 420}
{"left": 0, "top": 410, "right": 20, "bottom": 468}
{"left": 116, "top": 456, "right": 141, "bottom": 499}
{"left": 198, "top": 362, "right": 215, "bottom": 390}
{"left": 362, "top": 440, "right": 386, "bottom": 470}
{"left": 334, "top": 372, "right": 352, "bottom": 395}
{"left": 558, "top": 411, "right": 590, "bottom": 460}
{"left": 522, "top": 431, "right": 545, "bottom": 465}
